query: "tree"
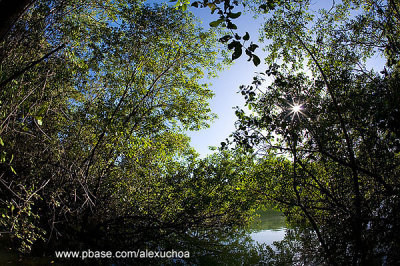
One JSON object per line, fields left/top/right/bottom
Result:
{"left": 172, "top": 0, "right": 263, "bottom": 65}
{"left": 0, "top": 0, "right": 258, "bottom": 255}
{"left": 0, "top": 0, "right": 34, "bottom": 43}
{"left": 230, "top": 0, "right": 400, "bottom": 264}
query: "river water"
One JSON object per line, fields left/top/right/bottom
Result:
{"left": 249, "top": 210, "right": 286, "bottom": 246}
{"left": 0, "top": 210, "right": 286, "bottom": 265}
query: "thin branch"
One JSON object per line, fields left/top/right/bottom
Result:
{"left": 0, "top": 43, "right": 65, "bottom": 89}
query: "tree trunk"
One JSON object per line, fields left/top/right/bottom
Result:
{"left": 0, "top": 0, "right": 34, "bottom": 42}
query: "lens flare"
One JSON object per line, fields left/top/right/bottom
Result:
{"left": 287, "top": 102, "right": 305, "bottom": 121}
{"left": 291, "top": 104, "right": 302, "bottom": 113}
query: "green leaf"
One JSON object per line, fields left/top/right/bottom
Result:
{"left": 248, "top": 43, "right": 259, "bottom": 52}
{"left": 227, "top": 21, "right": 237, "bottom": 30}
{"left": 10, "top": 166, "right": 17, "bottom": 175}
{"left": 219, "top": 35, "right": 232, "bottom": 43}
{"left": 228, "top": 12, "right": 241, "bottom": 19}
{"left": 0, "top": 137, "right": 3, "bottom": 146}
{"left": 207, "top": 3, "right": 217, "bottom": 13}
{"left": 232, "top": 46, "right": 242, "bottom": 60}
{"left": 228, "top": 42, "right": 234, "bottom": 50}
{"left": 252, "top": 54, "right": 261, "bottom": 66}
{"left": 209, "top": 19, "right": 224, "bottom": 27}
{"left": 37, "top": 117, "right": 43, "bottom": 126}
{"left": 172, "top": 0, "right": 190, "bottom": 10}
{"left": 259, "top": 4, "right": 267, "bottom": 11}
{"left": 228, "top": 40, "right": 241, "bottom": 50}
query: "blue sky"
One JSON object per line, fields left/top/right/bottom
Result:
{"left": 185, "top": 2, "right": 386, "bottom": 157}
{"left": 186, "top": 5, "right": 266, "bottom": 157}
{"left": 158, "top": 1, "right": 386, "bottom": 157}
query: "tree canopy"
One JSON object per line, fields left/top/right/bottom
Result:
{"left": 1, "top": 0, "right": 400, "bottom": 265}
{"left": 0, "top": 0, "right": 255, "bottom": 256}
{"left": 226, "top": 0, "right": 400, "bottom": 264}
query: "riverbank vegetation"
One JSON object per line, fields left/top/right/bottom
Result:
{"left": 0, "top": 0, "right": 256, "bottom": 256}
{"left": 217, "top": 0, "right": 400, "bottom": 264}
{"left": 1, "top": 0, "right": 400, "bottom": 265}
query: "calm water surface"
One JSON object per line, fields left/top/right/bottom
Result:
{"left": 0, "top": 210, "right": 286, "bottom": 265}
{"left": 249, "top": 210, "right": 286, "bottom": 246}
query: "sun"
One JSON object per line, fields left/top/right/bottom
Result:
{"left": 287, "top": 102, "right": 305, "bottom": 120}
{"left": 291, "top": 104, "right": 302, "bottom": 113}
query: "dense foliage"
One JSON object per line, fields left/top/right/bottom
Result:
{"left": 0, "top": 0, "right": 258, "bottom": 257}
{"left": 2, "top": 0, "right": 400, "bottom": 265}
{"left": 226, "top": 0, "right": 400, "bottom": 264}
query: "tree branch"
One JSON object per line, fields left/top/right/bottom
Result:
{"left": 0, "top": 43, "right": 65, "bottom": 89}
